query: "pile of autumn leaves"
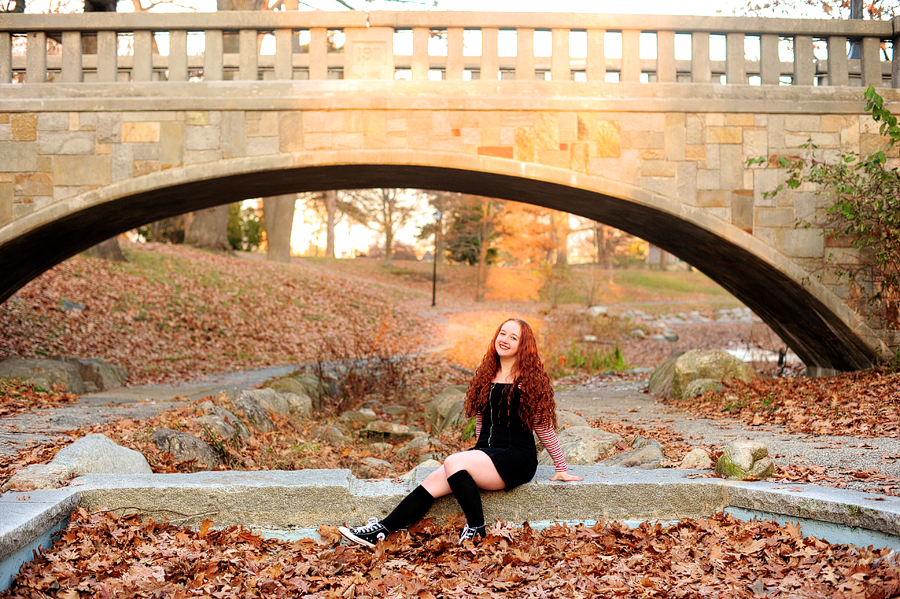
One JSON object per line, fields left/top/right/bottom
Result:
{"left": 2, "top": 508, "right": 896, "bottom": 599}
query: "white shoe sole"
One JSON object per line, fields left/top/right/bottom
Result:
{"left": 338, "top": 525, "right": 378, "bottom": 549}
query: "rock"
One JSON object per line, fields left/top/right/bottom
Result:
{"left": 240, "top": 388, "right": 291, "bottom": 417}
{"left": 151, "top": 429, "right": 223, "bottom": 468}
{"left": 194, "top": 401, "right": 251, "bottom": 440}
{"left": 400, "top": 459, "right": 442, "bottom": 482}
{"left": 539, "top": 426, "right": 621, "bottom": 466}
{"left": 0, "top": 357, "right": 86, "bottom": 394}
{"left": 632, "top": 436, "right": 663, "bottom": 451}
{"left": 312, "top": 425, "right": 346, "bottom": 445}
{"left": 629, "top": 328, "right": 647, "bottom": 339}
{"left": 382, "top": 405, "right": 409, "bottom": 418}
{"left": 599, "top": 444, "right": 664, "bottom": 469}
{"left": 357, "top": 456, "right": 394, "bottom": 479}
{"left": 679, "top": 448, "right": 713, "bottom": 470}
{"left": 662, "top": 330, "right": 679, "bottom": 342}
{"left": 425, "top": 388, "right": 467, "bottom": 434}
{"left": 341, "top": 408, "right": 377, "bottom": 425}
{"left": 650, "top": 334, "right": 668, "bottom": 342}
{"left": 232, "top": 395, "right": 275, "bottom": 431}
{"left": 396, "top": 435, "right": 444, "bottom": 460}
{"left": 62, "top": 358, "right": 128, "bottom": 392}
{"left": 715, "top": 440, "right": 775, "bottom": 481}
{"left": 283, "top": 392, "right": 313, "bottom": 419}
{"left": 588, "top": 305, "right": 608, "bottom": 317}
{"left": 555, "top": 410, "right": 590, "bottom": 429}
{"left": 360, "top": 421, "right": 420, "bottom": 443}
{"left": 649, "top": 349, "right": 759, "bottom": 400}
{"left": 1, "top": 464, "right": 75, "bottom": 491}
{"left": 583, "top": 334, "right": 598, "bottom": 343}
{"left": 369, "top": 442, "right": 393, "bottom": 453}
{"left": 682, "top": 378, "right": 727, "bottom": 399}
{"left": 54, "top": 433, "right": 153, "bottom": 475}
{"left": 268, "top": 373, "right": 334, "bottom": 406}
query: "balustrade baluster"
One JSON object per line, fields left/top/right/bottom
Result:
{"left": 410, "top": 27, "right": 428, "bottom": 80}
{"left": 760, "top": 33, "right": 780, "bottom": 85}
{"left": 621, "top": 29, "right": 640, "bottom": 82}
{"left": 97, "top": 30, "right": 117, "bottom": 82}
{"left": 0, "top": 32, "right": 9, "bottom": 83}
{"left": 275, "top": 28, "right": 292, "bottom": 80}
{"left": 725, "top": 32, "right": 745, "bottom": 84}
{"left": 516, "top": 28, "right": 535, "bottom": 80}
{"left": 656, "top": 30, "right": 675, "bottom": 83}
{"left": 133, "top": 30, "right": 153, "bottom": 82}
{"left": 204, "top": 30, "right": 224, "bottom": 81}
{"left": 691, "top": 31, "right": 710, "bottom": 83}
{"left": 793, "top": 35, "right": 815, "bottom": 86}
{"left": 480, "top": 27, "right": 499, "bottom": 81}
{"left": 168, "top": 30, "right": 188, "bottom": 82}
{"left": 62, "top": 31, "right": 82, "bottom": 83}
{"left": 447, "top": 27, "right": 464, "bottom": 80}
{"left": 239, "top": 29, "right": 258, "bottom": 81}
{"left": 827, "top": 36, "right": 849, "bottom": 86}
{"left": 309, "top": 28, "right": 327, "bottom": 80}
{"left": 551, "top": 28, "right": 569, "bottom": 81}
{"left": 861, "top": 36, "right": 882, "bottom": 87}
{"left": 26, "top": 32, "right": 46, "bottom": 84}
{"left": 586, "top": 29, "right": 605, "bottom": 82}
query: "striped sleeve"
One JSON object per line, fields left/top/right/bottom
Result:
{"left": 474, "top": 412, "right": 482, "bottom": 439}
{"left": 533, "top": 418, "right": 568, "bottom": 472}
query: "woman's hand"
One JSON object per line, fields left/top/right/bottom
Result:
{"left": 550, "top": 470, "right": 583, "bottom": 482}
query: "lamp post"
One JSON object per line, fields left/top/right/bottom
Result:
{"left": 432, "top": 210, "right": 441, "bottom": 307}
{"left": 848, "top": 0, "right": 863, "bottom": 59}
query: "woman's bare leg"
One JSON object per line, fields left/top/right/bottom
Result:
{"left": 421, "top": 450, "right": 505, "bottom": 497}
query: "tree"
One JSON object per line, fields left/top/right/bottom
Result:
{"left": 84, "top": 236, "right": 127, "bottom": 261}
{"left": 185, "top": 206, "right": 232, "bottom": 252}
{"left": 739, "top": 0, "right": 897, "bottom": 19}
{"left": 495, "top": 203, "right": 555, "bottom": 266}
{"left": 227, "top": 201, "right": 264, "bottom": 251}
{"left": 344, "top": 188, "right": 420, "bottom": 266}
{"left": 748, "top": 86, "right": 900, "bottom": 334}
{"left": 262, "top": 194, "right": 296, "bottom": 262}
{"left": 444, "top": 194, "right": 505, "bottom": 301}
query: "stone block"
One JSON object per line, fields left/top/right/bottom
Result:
{"left": 279, "top": 112, "right": 303, "bottom": 153}
{"left": 184, "top": 150, "right": 221, "bottom": 165}
{"left": 697, "top": 169, "right": 720, "bottom": 190}
{"left": 186, "top": 125, "right": 221, "bottom": 152}
{"left": 499, "top": 126, "right": 515, "bottom": 146}
{"left": 642, "top": 176, "right": 677, "bottom": 198}
{"left": 0, "top": 142, "right": 37, "bottom": 172}
{"left": 697, "top": 190, "right": 727, "bottom": 207}
{"left": 111, "top": 144, "right": 133, "bottom": 181}
{"left": 570, "top": 142, "right": 589, "bottom": 173}
{"left": 725, "top": 114, "right": 754, "bottom": 127}
{"left": 0, "top": 182, "right": 11, "bottom": 227}
{"left": 596, "top": 120, "right": 620, "bottom": 158}
{"left": 784, "top": 114, "right": 821, "bottom": 132}
{"left": 754, "top": 207, "right": 793, "bottom": 228}
{"left": 685, "top": 145, "right": 706, "bottom": 163}
{"left": 11, "top": 114, "right": 37, "bottom": 141}
{"left": 159, "top": 121, "right": 184, "bottom": 168}
{"left": 707, "top": 126, "right": 742, "bottom": 144}
{"left": 514, "top": 127, "right": 535, "bottom": 162}
{"left": 13, "top": 173, "right": 52, "bottom": 196}
{"left": 52, "top": 155, "right": 110, "bottom": 186}
{"left": 665, "top": 113, "right": 685, "bottom": 161}
{"left": 577, "top": 113, "right": 595, "bottom": 141}
{"left": 303, "top": 132, "right": 332, "bottom": 150}
{"left": 78, "top": 113, "right": 98, "bottom": 130}
{"left": 123, "top": 122, "right": 160, "bottom": 143}
{"left": 185, "top": 111, "right": 209, "bottom": 126}
{"left": 719, "top": 145, "right": 745, "bottom": 190}
{"left": 36, "top": 113, "right": 68, "bottom": 132}
{"left": 840, "top": 115, "right": 860, "bottom": 151}
{"left": 37, "top": 132, "right": 95, "bottom": 155}
{"left": 641, "top": 149, "right": 665, "bottom": 160}
{"left": 303, "top": 111, "right": 344, "bottom": 133}
{"left": 821, "top": 115, "right": 840, "bottom": 132}
{"left": 731, "top": 191, "right": 753, "bottom": 232}
{"left": 0, "top": 123, "right": 9, "bottom": 141}
{"left": 460, "top": 127, "right": 479, "bottom": 146}
{"left": 743, "top": 128, "right": 767, "bottom": 158}
{"left": 247, "top": 136, "right": 279, "bottom": 156}
{"left": 363, "top": 112, "right": 387, "bottom": 144}
{"left": 132, "top": 160, "right": 158, "bottom": 176}
{"left": 536, "top": 149, "right": 568, "bottom": 168}
{"left": 686, "top": 114, "right": 703, "bottom": 145}
{"left": 705, "top": 113, "right": 725, "bottom": 127}
{"left": 431, "top": 111, "right": 451, "bottom": 136}
{"left": 641, "top": 161, "right": 676, "bottom": 177}
{"left": 677, "top": 161, "right": 697, "bottom": 205}
{"left": 776, "top": 227, "right": 825, "bottom": 259}
{"left": 535, "top": 113, "right": 558, "bottom": 150}
{"left": 96, "top": 114, "right": 121, "bottom": 144}
{"left": 0, "top": 114, "right": 7, "bottom": 124}
{"left": 477, "top": 146, "right": 513, "bottom": 159}
{"left": 628, "top": 131, "right": 664, "bottom": 149}
{"left": 221, "top": 112, "right": 245, "bottom": 159}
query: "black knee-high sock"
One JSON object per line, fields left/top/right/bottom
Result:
{"left": 381, "top": 485, "right": 435, "bottom": 532}
{"left": 447, "top": 470, "right": 485, "bottom": 527}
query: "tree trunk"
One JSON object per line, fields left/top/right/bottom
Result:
{"left": 553, "top": 211, "right": 569, "bottom": 266}
{"left": 325, "top": 191, "right": 336, "bottom": 258}
{"left": 475, "top": 238, "right": 490, "bottom": 302}
{"left": 263, "top": 194, "right": 296, "bottom": 263}
{"left": 383, "top": 226, "right": 394, "bottom": 266}
{"left": 185, "top": 206, "right": 231, "bottom": 252}
{"left": 84, "top": 237, "right": 127, "bottom": 261}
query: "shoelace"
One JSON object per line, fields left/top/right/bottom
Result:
{"left": 459, "top": 524, "right": 480, "bottom": 542}
{"left": 356, "top": 518, "right": 382, "bottom": 534}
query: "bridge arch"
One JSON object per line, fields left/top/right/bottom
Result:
{"left": 0, "top": 150, "right": 882, "bottom": 372}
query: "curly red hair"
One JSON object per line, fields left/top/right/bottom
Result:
{"left": 463, "top": 318, "right": 557, "bottom": 430}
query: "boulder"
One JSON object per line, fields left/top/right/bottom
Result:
{"left": 151, "top": 429, "right": 223, "bottom": 468}
{"left": 341, "top": 408, "right": 377, "bottom": 425}
{"left": 715, "top": 440, "right": 775, "bottom": 481}
{"left": 400, "top": 459, "right": 442, "bottom": 482}
{"left": 240, "top": 388, "right": 291, "bottom": 417}
{"left": 194, "top": 401, "right": 250, "bottom": 441}
{"left": 283, "top": 392, "right": 313, "bottom": 419}
{"left": 425, "top": 388, "right": 467, "bottom": 434}
{"left": 381, "top": 405, "right": 409, "bottom": 418}
{"left": 312, "top": 425, "right": 346, "bottom": 445}
{"left": 61, "top": 357, "right": 128, "bottom": 392}
{"left": 0, "top": 357, "right": 85, "bottom": 394}
{"left": 588, "top": 305, "right": 608, "bottom": 317}
{"left": 682, "top": 378, "right": 727, "bottom": 399}
{"left": 679, "top": 448, "right": 713, "bottom": 470}
{"left": 556, "top": 410, "right": 590, "bottom": 429}
{"left": 599, "top": 444, "right": 664, "bottom": 469}
{"left": 629, "top": 329, "right": 647, "bottom": 340}
{"left": 649, "top": 349, "right": 759, "bottom": 399}
{"left": 360, "top": 421, "right": 421, "bottom": 443}
{"left": 538, "top": 426, "right": 621, "bottom": 466}
{"left": 1, "top": 464, "right": 75, "bottom": 491}
{"left": 396, "top": 435, "right": 444, "bottom": 460}
{"left": 357, "top": 457, "right": 394, "bottom": 479}
{"left": 232, "top": 395, "right": 275, "bottom": 431}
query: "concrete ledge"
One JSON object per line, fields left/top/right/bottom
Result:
{"left": 2, "top": 466, "right": 900, "bottom": 591}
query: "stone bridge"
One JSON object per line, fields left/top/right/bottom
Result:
{"left": 1, "top": 10, "right": 899, "bottom": 372}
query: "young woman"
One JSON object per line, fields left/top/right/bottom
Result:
{"left": 339, "top": 318, "right": 581, "bottom": 547}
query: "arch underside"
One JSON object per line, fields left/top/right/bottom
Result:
{"left": 0, "top": 162, "right": 879, "bottom": 372}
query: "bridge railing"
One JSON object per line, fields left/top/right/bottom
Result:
{"left": 0, "top": 11, "right": 897, "bottom": 87}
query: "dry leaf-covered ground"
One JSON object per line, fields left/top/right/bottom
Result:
{"left": 1, "top": 508, "right": 896, "bottom": 599}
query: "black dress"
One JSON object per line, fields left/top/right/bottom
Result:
{"left": 471, "top": 382, "right": 538, "bottom": 490}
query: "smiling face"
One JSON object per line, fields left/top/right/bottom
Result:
{"left": 494, "top": 320, "right": 522, "bottom": 360}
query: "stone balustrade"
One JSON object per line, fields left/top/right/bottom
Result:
{"left": 0, "top": 11, "right": 897, "bottom": 87}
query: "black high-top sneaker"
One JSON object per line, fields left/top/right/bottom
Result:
{"left": 339, "top": 518, "right": 389, "bottom": 548}
{"left": 458, "top": 524, "right": 486, "bottom": 544}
